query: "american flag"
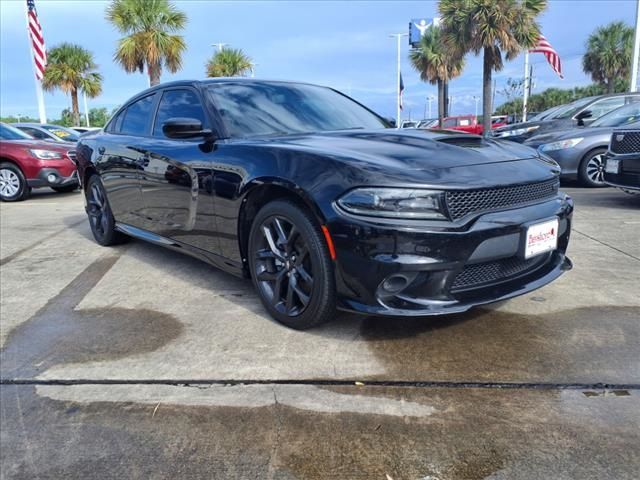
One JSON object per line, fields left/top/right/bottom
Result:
{"left": 530, "top": 34, "right": 562, "bottom": 79}
{"left": 26, "top": 0, "right": 47, "bottom": 80}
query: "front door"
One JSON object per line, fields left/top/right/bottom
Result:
{"left": 137, "top": 88, "right": 220, "bottom": 255}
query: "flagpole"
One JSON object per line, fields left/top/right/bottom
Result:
{"left": 389, "top": 33, "right": 407, "bottom": 128}
{"left": 631, "top": 0, "right": 640, "bottom": 92}
{"left": 25, "top": 0, "right": 46, "bottom": 123}
{"left": 522, "top": 51, "right": 529, "bottom": 122}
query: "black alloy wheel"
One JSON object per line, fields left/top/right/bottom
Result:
{"left": 249, "top": 200, "right": 336, "bottom": 329}
{"left": 86, "top": 175, "right": 126, "bottom": 246}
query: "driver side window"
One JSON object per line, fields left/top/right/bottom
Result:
{"left": 153, "top": 89, "right": 207, "bottom": 138}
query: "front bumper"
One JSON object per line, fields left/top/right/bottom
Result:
{"left": 27, "top": 168, "right": 79, "bottom": 188}
{"left": 604, "top": 154, "right": 640, "bottom": 191}
{"left": 329, "top": 194, "right": 573, "bottom": 316}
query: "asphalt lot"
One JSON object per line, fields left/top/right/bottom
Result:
{"left": 1, "top": 186, "right": 639, "bottom": 479}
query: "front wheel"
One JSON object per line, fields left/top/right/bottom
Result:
{"left": 0, "top": 163, "right": 29, "bottom": 202}
{"left": 578, "top": 148, "right": 607, "bottom": 188}
{"left": 248, "top": 200, "right": 336, "bottom": 329}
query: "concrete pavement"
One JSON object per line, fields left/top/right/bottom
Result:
{"left": 1, "top": 187, "right": 639, "bottom": 479}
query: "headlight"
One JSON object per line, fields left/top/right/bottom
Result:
{"left": 337, "top": 188, "right": 446, "bottom": 219}
{"left": 30, "top": 149, "right": 63, "bottom": 160}
{"left": 538, "top": 152, "right": 560, "bottom": 168}
{"left": 539, "top": 138, "right": 583, "bottom": 152}
{"left": 496, "top": 125, "right": 540, "bottom": 137}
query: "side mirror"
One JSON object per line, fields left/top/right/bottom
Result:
{"left": 575, "top": 109, "right": 592, "bottom": 121}
{"left": 385, "top": 117, "right": 397, "bottom": 128}
{"left": 162, "top": 118, "right": 215, "bottom": 140}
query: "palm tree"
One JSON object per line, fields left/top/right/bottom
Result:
{"left": 439, "top": 0, "right": 546, "bottom": 135}
{"left": 409, "top": 26, "right": 464, "bottom": 127}
{"left": 106, "top": 0, "right": 187, "bottom": 86}
{"left": 583, "top": 22, "right": 633, "bottom": 93}
{"left": 206, "top": 48, "right": 254, "bottom": 77}
{"left": 42, "top": 43, "right": 102, "bottom": 127}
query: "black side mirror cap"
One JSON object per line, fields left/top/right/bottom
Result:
{"left": 162, "top": 118, "right": 216, "bottom": 141}
{"left": 575, "top": 109, "right": 592, "bottom": 120}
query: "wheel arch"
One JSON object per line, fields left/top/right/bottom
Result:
{"left": 579, "top": 144, "right": 607, "bottom": 167}
{"left": 237, "top": 179, "right": 327, "bottom": 274}
{"left": 0, "top": 157, "right": 25, "bottom": 175}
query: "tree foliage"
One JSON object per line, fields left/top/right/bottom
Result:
{"left": 582, "top": 21, "right": 634, "bottom": 93}
{"left": 439, "top": 0, "right": 546, "bottom": 133}
{"left": 106, "top": 0, "right": 187, "bottom": 86}
{"left": 409, "top": 26, "right": 464, "bottom": 124}
{"left": 206, "top": 48, "right": 254, "bottom": 77}
{"left": 41, "top": 43, "right": 102, "bottom": 127}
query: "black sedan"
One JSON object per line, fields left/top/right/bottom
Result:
{"left": 75, "top": 79, "right": 573, "bottom": 329}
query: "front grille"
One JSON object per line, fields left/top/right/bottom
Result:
{"left": 610, "top": 130, "right": 640, "bottom": 154}
{"left": 451, "top": 254, "right": 549, "bottom": 292}
{"left": 445, "top": 178, "right": 559, "bottom": 220}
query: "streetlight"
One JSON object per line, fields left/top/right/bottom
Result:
{"left": 211, "top": 42, "right": 228, "bottom": 52}
{"left": 473, "top": 95, "right": 480, "bottom": 117}
{"left": 427, "top": 95, "right": 436, "bottom": 118}
{"left": 389, "top": 33, "right": 408, "bottom": 128}
{"left": 448, "top": 95, "right": 454, "bottom": 116}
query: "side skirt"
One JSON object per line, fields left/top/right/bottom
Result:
{"left": 115, "top": 222, "right": 245, "bottom": 278}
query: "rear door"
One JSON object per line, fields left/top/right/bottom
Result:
{"left": 137, "top": 87, "right": 219, "bottom": 253}
{"left": 97, "top": 93, "right": 156, "bottom": 227}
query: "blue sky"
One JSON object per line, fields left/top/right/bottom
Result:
{"left": 0, "top": 0, "right": 637, "bottom": 121}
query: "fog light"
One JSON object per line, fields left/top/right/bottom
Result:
{"left": 47, "top": 173, "right": 58, "bottom": 183}
{"left": 381, "top": 274, "right": 409, "bottom": 293}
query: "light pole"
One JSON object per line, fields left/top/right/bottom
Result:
{"left": 211, "top": 42, "right": 228, "bottom": 52}
{"left": 631, "top": 0, "right": 640, "bottom": 92}
{"left": 389, "top": 33, "right": 408, "bottom": 128}
{"left": 473, "top": 95, "right": 480, "bottom": 117}
{"left": 448, "top": 95, "right": 454, "bottom": 116}
{"left": 426, "top": 95, "right": 435, "bottom": 118}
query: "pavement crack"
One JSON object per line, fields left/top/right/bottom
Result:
{"left": 572, "top": 228, "right": 640, "bottom": 262}
{"left": 3, "top": 379, "right": 639, "bottom": 390}
{"left": 267, "top": 385, "right": 282, "bottom": 480}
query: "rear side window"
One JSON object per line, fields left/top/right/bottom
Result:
{"left": 585, "top": 97, "right": 625, "bottom": 119}
{"left": 121, "top": 94, "right": 156, "bottom": 136}
{"left": 19, "top": 127, "right": 48, "bottom": 139}
{"left": 443, "top": 118, "right": 456, "bottom": 128}
{"left": 153, "top": 89, "right": 207, "bottom": 137}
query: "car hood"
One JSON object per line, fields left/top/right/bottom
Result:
{"left": 524, "top": 126, "right": 615, "bottom": 146}
{"left": 252, "top": 129, "right": 541, "bottom": 170}
{"left": 0, "top": 139, "right": 73, "bottom": 152}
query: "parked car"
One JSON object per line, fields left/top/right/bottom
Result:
{"left": 604, "top": 127, "right": 640, "bottom": 193}
{"left": 524, "top": 102, "right": 640, "bottom": 187}
{"left": 494, "top": 93, "right": 640, "bottom": 142}
{"left": 441, "top": 115, "right": 483, "bottom": 134}
{"left": 12, "top": 123, "right": 80, "bottom": 143}
{"left": 76, "top": 79, "right": 572, "bottom": 329}
{"left": 416, "top": 118, "right": 439, "bottom": 129}
{"left": 400, "top": 120, "right": 418, "bottom": 128}
{"left": 0, "top": 123, "right": 78, "bottom": 201}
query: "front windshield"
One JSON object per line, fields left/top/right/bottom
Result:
{"left": 591, "top": 102, "right": 640, "bottom": 127}
{"left": 555, "top": 96, "right": 598, "bottom": 119}
{"left": 207, "top": 82, "right": 388, "bottom": 137}
{"left": 530, "top": 105, "right": 563, "bottom": 121}
{"left": 0, "top": 123, "right": 33, "bottom": 140}
{"left": 41, "top": 125, "right": 80, "bottom": 142}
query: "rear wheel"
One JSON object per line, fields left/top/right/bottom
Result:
{"left": 248, "top": 200, "right": 336, "bottom": 329}
{"left": 86, "top": 175, "right": 127, "bottom": 246}
{"left": 578, "top": 148, "right": 607, "bottom": 187}
{"left": 0, "top": 163, "right": 29, "bottom": 202}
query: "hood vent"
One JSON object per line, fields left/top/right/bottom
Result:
{"left": 435, "top": 135, "right": 487, "bottom": 148}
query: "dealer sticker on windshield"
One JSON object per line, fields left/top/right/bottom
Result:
{"left": 525, "top": 218, "right": 558, "bottom": 259}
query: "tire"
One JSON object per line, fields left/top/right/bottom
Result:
{"left": 0, "top": 162, "right": 30, "bottom": 202}
{"left": 52, "top": 184, "right": 79, "bottom": 193}
{"left": 578, "top": 148, "right": 607, "bottom": 188}
{"left": 85, "top": 175, "right": 127, "bottom": 246}
{"left": 248, "top": 199, "right": 336, "bottom": 329}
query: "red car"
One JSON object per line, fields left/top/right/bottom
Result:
{"left": 441, "top": 115, "right": 484, "bottom": 135}
{"left": 0, "top": 123, "right": 78, "bottom": 201}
